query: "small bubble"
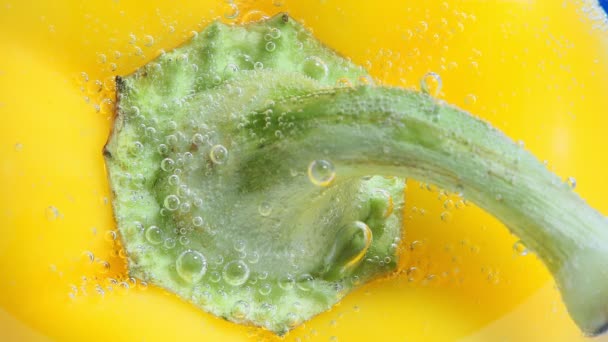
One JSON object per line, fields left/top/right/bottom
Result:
{"left": 301, "top": 56, "right": 328, "bottom": 80}
{"left": 145, "top": 225, "right": 163, "bottom": 244}
{"left": 406, "top": 266, "right": 422, "bottom": 282}
{"left": 440, "top": 211, "right": 452, "bottom": 222}
{"left": 161, "top": 158, "right": 175, "bottom": 172}
{"left": 45, "top": 206, "right": 60, "bottom": 220}
{"left": 224, "top": 63, "right": 239, "bottom": 76}
{"left": 163, "top": 237, "right": 176, "bottom": 249}
{"left": 209, "top": 145, "right": 228, "bottom": 164}
{"left": 307, "top": 160, "right": 336, "bottom": 186}
{"left": 336, "top": 77, "right": 352, "bottom": 87}
{"left": 416, "top": 21, "right": 429, "bottom": 33}
{"left": 326, "top": 221, "right": 372, "bottom": 277}
{"left": 14, "top": 143, "right": 23, "bottom": 151}
{"left": 143, "top": 35, "right": 155, "bottom": 47}
{"left": 80, "top": 71, "right": 89, "bottom": 83}
{"left": 223, "top": 3, "right": 239, "bottom": 19}
{"left": 358, "top": 75, "right": 374, "bottom": 85}
{"left": 233, "top": 240, "right": 246, "bottom": 252}
{"left": 265, "top": 41, "right": 276, "bottom": 52}
{"left": 245, "top": 251, "right": 258, "bottom": 264}
{"left": 130, "top": 141, "right": 144, "bottom": 156}
{"left": 176, "top": 249, "right": 207, "bottom": 283}
{"left": 464, "top": 93, "right": 477, "bottom": 106}
{"left": 297, "top": 274, "right": 314, "bottom": 291}
{"left": 223, "top": 260, "right": 250, "bottom": 286}
{"left": 254, "top": 61, "right": 264, "bottom": 70}
{"left": 96, "top": 53, "right": 107, "bottom": 64}
{"left": 179, "top": 236, "right": 190, "bottom": 246}
{"left": 105, "top": 230, "right": 117, "bottom": 241}
{"left": 82, "top": 251, "right": 95, "bottom": 263}
{"left": 269, "top": 27, "right": 281, "bottom": 39}
{"left": 258, "top": 201, "right": 272, "bottom": 216}
{"left": 565, "top": 176, "right": 577, "bottom": 189}
{"left": 278, "top": 274, "right": 295, "bottom": 290}
{"left": 232, "top": 300, "right": 250, "bottom": 319}
{"left": 259, "top": 283, "right": 272, "bottom": 295}
{"left": 168, "top": 174, "right": 180, "bottom": 186}
{"left": 164, "top": 195, "right": 180, "bottom": 211}
{"left": 96, "top": 260, "right": 111, "bottom": 274}
{"left": 513, "top": 240, "right": 529, "bottom": 256}
{"left": 421, "top": 72, "right": 442, "bottom": 97}
{"left": 192, "top": 216, "right": 203, "bottom": 227}
{"left": 209, "top": 271, "right": 221, "bottom": 283}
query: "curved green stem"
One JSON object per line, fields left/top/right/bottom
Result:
{"left": 240, "top": 85, "right": 608, "bottom": 335}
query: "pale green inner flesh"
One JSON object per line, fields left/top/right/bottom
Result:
{"left": 105, "top": 14, "right": 608, "bottom": 336}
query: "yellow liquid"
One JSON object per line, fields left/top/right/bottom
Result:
{"left": 1, "top": 0, "right": 607, "bottom": 341}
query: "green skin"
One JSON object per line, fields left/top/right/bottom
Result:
{"left": 105, "top": 13, "right": 608, "bottom": 336}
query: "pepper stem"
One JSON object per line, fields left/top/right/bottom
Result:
{"left": 241, "top": 85, "right": 608, "bottom": 336}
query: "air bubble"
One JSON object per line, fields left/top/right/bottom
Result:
{"left": 130, "top": 141, "right": 144, "bottom": 155}
{"left": 168, "top": 174, "right": 180, "bottom": 186}
{"left": 164, "top": 237, "right": 177, "bottom": 249}
{"left": 265, "top": 41, "right": 276, "bottom": 52}
{"left": 278, "top": 274, "right": 295, "bottom": 290}
{"left": 259, "top": 283, "right": 272, "bottom": 295}
{"left": 248, "top": 251, "right": 260, "bottom": 264}
{"left": 179, "top": 236, "right": 190, "bottom": 246}
{"left": 105, "top": 230, "right": 117, "bottom": 241}
{"left": 269, "top": 27, "right": 281, "bottom": 39}
{"left": 440, "top": 211, "right": 452, "bottom": 222}
{"left": 336, "top": 77, "right": 352, "bottom": 87}
{"left": 146, "top": 226, "right": 163, "bottom": 245}
{"left": 464, "top": 93, "right": 477, "bottom": 106}
{"left": 176, "top": 249, "right": 207, "bottom": 283}
{"left": 209, "top": 145, "right": 228, "bottom": 164}
{"left": 406, "top": 266, "right": 422, "bottom": 282}
{"left": 96, "top": 53, "right": 107, "bottom": 64}
{"left": 157, "top": 144, "right": 169, "bottom": 154}
{"left": 222, "top": 260, "right": 250, "bottom": 286}
{"left": 324, "top": 221, "right": 372, "bottom": 279}
{"left": 258, "top": 201, "right": 272, "bottom": 216}
{"left": 358, "top": 75, "right": 374, "bottom": 85}
{"left": 164, "top": 195, "right": 180, "bottom": 211}
{"left": 234, "top": 240, "right": 246, "bottom": 252}
{"left": 513, "top": 240, "right": 529, "bottom": 256}
{"left": 209, "top": 271, "right": 221, "bottom": 283}
{"left": 143, "top": 35, "right": 155, "bottom": 47}
{"left": 192, "top": 216, "right": 203, "bottom": 227}
{"left": 307, "top": 160, "right": 336, "bottom": 186}
{"left": 45, "top": 206, "right": 60, "bottom": 220}
{"left": 301, "top": 56, "right": 329, "bottom": 80}
{"left": 223, "top": 3, "right": 239, "bottom": 19}
{"left": 565, "top": 176, "right": 577, "bottom": 189}
{"left": 420, "top": 72, "right": 442, "bottom": 97}
{"left": 232, "top": 300, "right": 250, "bottom": 319}
{"left": 224, "top": 63, "right": 239, "bottom": 76}
{"left": 297, "top": 274, "right": 314, "bottom": 291}
{"left": 161, "top": 158, "right": 175, "bottom": 172}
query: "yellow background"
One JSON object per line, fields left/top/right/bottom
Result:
{"left": 1, "top": 0, "right": 608, "bottom": 341}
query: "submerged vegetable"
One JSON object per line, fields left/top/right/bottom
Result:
{"left": 104, "top": 14, "right": 608, "bottom": 336}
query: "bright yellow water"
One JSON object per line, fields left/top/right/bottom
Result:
{"left": 1, "top": 0, "right": 608, "bottom": 341}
